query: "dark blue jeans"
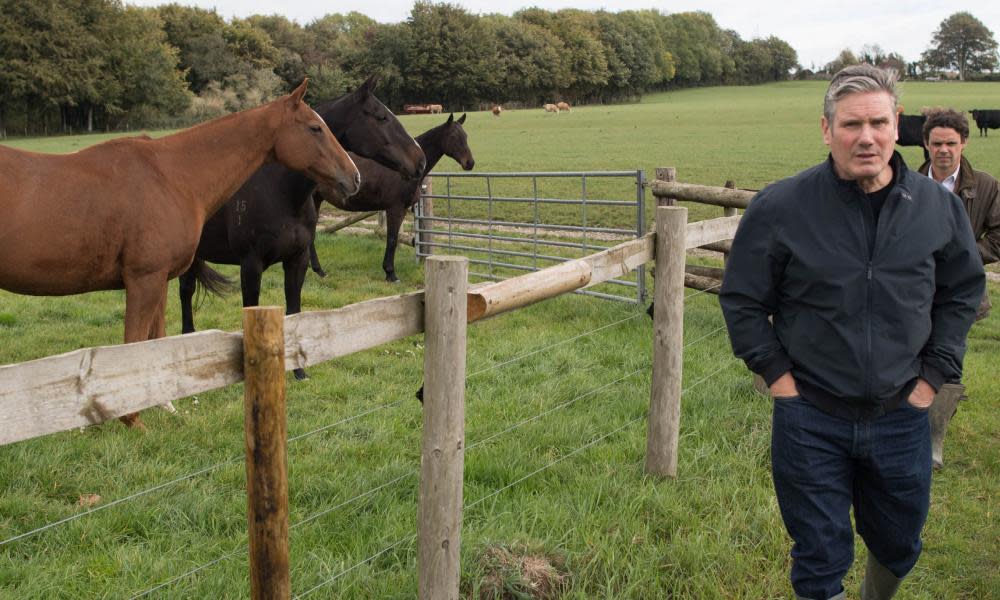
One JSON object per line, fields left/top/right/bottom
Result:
{"left": 771, "top": 396, "right": 931, "bottom": 600}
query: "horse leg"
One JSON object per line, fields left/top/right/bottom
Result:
{"left": 284, "top": 251, "right": 311, "bottom": 380}
{"left": 119, "top": 273, "right": 168, "bottom": 429}
{"left": 147, "top": 290, "right": 177, "bottom": 415}
{"left": 309, "top": 241, "right": 327, "bottom": 278}
{"left": 240, "top": 255, "right": 265, "bottom": 307}
{"left": 382, "top": 206, "right": 406, "bottom": 283}
{"left": 179, "top": 267, "right": 198, "bottom": 333}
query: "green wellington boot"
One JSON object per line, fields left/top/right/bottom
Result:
{"left": 929, "top": 383, "right": 965, "bottom": 470}
{"left": 860, "top": 553, "right": 901, "bottom": 600}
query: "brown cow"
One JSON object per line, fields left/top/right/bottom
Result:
{"left": 429, "top": 104, "right": 443, "bottom": 114}
{"left": 557, "top": 101, "right": 571, "bottom": 112}
{"left": 543, "top": 103, "right": 558, "bottom": 113}
{"left": 492, "top": 105, "right": 502, "bottom": 117}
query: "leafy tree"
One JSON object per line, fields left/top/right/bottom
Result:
{"left": 595, "top": 11, "right": 656, "bottom": 99}
{"left": 921, "top": 12, "right": 998, "bottom": 80}
{"left": 95, "top": 6, "right": 191, "bottom": 129}
{"left": 732, "top": 38, "right": 773, "bottom": 84}
{"left": 660, "top": 12, "right": 731, "bottom": 86}
{"left": 156, "top": 3, "right": 230, "bottom": 92}
{"left": 484, "top": 15, "right": 569, "bottom": 104}
{"left": 824, "top": 48, "right": 859, "bottom": 74}
{"left": 763, "top": 36, "right": 797, "bottom": 81}
{"left": 247, "top": 14, "right": 308, "bottom": 88}
{"left": 404, "top": 2, "right": 498, "bottom": 107}
{"left": 617, "top": 10, "right": 674, "bottom": 88}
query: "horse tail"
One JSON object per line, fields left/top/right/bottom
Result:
{"left": 191, "top": 259, "right": 236, "bottom": 298}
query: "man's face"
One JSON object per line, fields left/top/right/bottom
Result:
{"left": 925, "top": 126, "right": 966, "bottom": 177}
{"left": 821, "top": 91, "right": 898, "bottom": 189}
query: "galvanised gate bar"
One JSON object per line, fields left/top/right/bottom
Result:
{"left": 413, "top": 170, "right": 648, "bottom": 304}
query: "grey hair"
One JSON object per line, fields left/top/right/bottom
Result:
{"left": 823, "top": 64, "right": 899, "bottom": 124}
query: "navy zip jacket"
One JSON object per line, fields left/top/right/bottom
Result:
{"left": 720, "top": 152, "right": 984, "bottom": 421}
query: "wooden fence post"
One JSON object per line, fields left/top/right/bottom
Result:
{"left": 722, "top": 180, "right": 738, "bottom": 264}
{"left": 243, "top": 306, "right": 290, "bottom": 600}
{"left": 645, "top": 206, "right": 686, "bottom": 478}
{"left": 419, "top": 256, "right": 467, "bottom": 600}
{"left": 655, "top": 167, "right": 677, "bottom": 207}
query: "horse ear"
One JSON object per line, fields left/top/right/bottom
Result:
{"left": 290, "top": 78, "right": 309, "bottom": 106}
{"left": 458, "top": 113, "right": 467, "bottom": 125}
{"left": 447, "top": 113, "right": 454, "bottom": 124}
{"left": 360, "top": 74, "right": 379, "bottom": 95}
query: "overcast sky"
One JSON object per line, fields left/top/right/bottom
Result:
{"left": 126, "top": 0, "right": 1000, "bottom": 69}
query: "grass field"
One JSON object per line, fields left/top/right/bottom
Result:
{"left": 1, "top": 82, "right": 999, "bottom": 599}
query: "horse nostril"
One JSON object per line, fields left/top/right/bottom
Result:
{"left": 354, "top": 172, "right": 361, "bottom": 187}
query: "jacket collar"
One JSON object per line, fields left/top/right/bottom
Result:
{"left": 825, "top": 151, "right": 910, "bottom": 201}
{"left": 917, "top": 154, "right": 977, "bottom": 198}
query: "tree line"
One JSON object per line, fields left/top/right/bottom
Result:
{"left": 808, "top": 12, "right": 998, "bottom": 82}
{"left": 0, "top": 0, "right": 799, "bottom": 138}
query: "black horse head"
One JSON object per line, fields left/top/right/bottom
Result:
{"left": 315, "top": 75, "right": 426, "bottom": 179}
{"left": 441, "top": 113, "right": 475, "bottom": 171}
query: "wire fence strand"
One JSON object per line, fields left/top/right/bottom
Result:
{"left": 294, "top": 533, "right": 418, "bottom": 599}
{"left": 467, "top": 312, "right": 642, "bottom": 379}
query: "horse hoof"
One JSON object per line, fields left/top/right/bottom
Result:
{"left": 315, "top": 269, "right": 327, "bottom": 278}
{"left": 294, "top": 368, "right": 309, "bottom": 381}
{"left": 119, "top": 413, "right": 147, "bottom": 431}
{"left": 386, "top": 276, "right": 401, "bottom": 284}
{"left": 161, "top": 401, "right": 177, "bottom": 415}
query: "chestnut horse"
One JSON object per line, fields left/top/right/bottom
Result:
{"left": 313, "top": 113, "right": 475, "bottom": 283}
{"left": 0, "top": 79, "right": 359, "bottom": 427}
{"left": 177, "top": 76, "right": 425, "bottom": 379}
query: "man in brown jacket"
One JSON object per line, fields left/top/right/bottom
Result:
{"left": 919, "top": 107, "right": 1000, "bottom": 468}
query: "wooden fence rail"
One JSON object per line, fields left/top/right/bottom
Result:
{"left": 1, "top": 214, "right": 737, "bottom": 448}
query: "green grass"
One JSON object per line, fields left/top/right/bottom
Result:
{"left": 2, "top": 82, "right": 999, "bottom": 598}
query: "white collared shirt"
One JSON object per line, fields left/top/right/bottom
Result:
{"left": 929, "top": 163, "right": 961, "bottom": 193}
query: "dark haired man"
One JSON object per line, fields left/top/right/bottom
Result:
{"left": 721, "top": 65, "right": 984, "bottom": 599}
{"left": 917, "top": 107, "right": 1000, "bottom": 468}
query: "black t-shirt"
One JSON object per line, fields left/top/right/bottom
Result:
{"left": 866, "top": 179, "right": 894, "bottom": 224}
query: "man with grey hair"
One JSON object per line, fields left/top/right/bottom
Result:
{"left": 721, "top": 64, "right": 983, "bottom": 599}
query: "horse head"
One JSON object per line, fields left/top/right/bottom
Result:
{"left": 273, "top": 79, "right": 360, "bottom": 199}
{"left": 442, "top": 113, "right": 475, "bottom": 171}
{"left": 317, "top": 75, "right": 426, "bottom": 180}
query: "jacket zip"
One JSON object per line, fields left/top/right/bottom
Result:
{"left": 857, "top": 187, "right": 880, "bottom": 404}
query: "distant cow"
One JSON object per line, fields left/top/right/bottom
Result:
{"left": 970, "top": 109, "right": 1000, "bottom": 136}
{"left": 429, "top": 104, "right": 443, "bottom": 114}
{"left": 896, "top": 113, "right": 928, "bottom": 161}
{"left": 557, "top": 101, "right": 571, "bottom": 112}
{"left": 543, "top": 103, "right": 558, "bottom": 113}
{"left": 492, "top": 105, "right": 502, "bottom": 117}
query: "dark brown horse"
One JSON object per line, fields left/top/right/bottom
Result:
{"left": 313, "top": 113, "right": 475, "bottom": 283}
{"left": 0, "top": 79, "right": 359, "bottom": 426}
{"left": 178, "top": 77, "right": 425, "bottom": 379}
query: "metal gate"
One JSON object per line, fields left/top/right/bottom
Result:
{"left": 414, "top": 171, "right": 647, "bottom": 304}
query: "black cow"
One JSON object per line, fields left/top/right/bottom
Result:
{"left": 970, "top": 109, "right": 1000, "bottom": 137}
{"left": 896, "top": 113, "right": 928, "bottom": 160}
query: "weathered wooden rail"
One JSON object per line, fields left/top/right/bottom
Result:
{"left": 650, "top": 167, "right": 757, "bottom": 295}
{"left": 1, "top": 207, "right": 739, "bottom": 599}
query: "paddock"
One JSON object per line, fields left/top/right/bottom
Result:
{"left": 3, "top": 81, "right": 999, "bottom": 597}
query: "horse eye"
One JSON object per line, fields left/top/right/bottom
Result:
{"left": 310, "top": 125, "right": 322, "bottom": 133}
